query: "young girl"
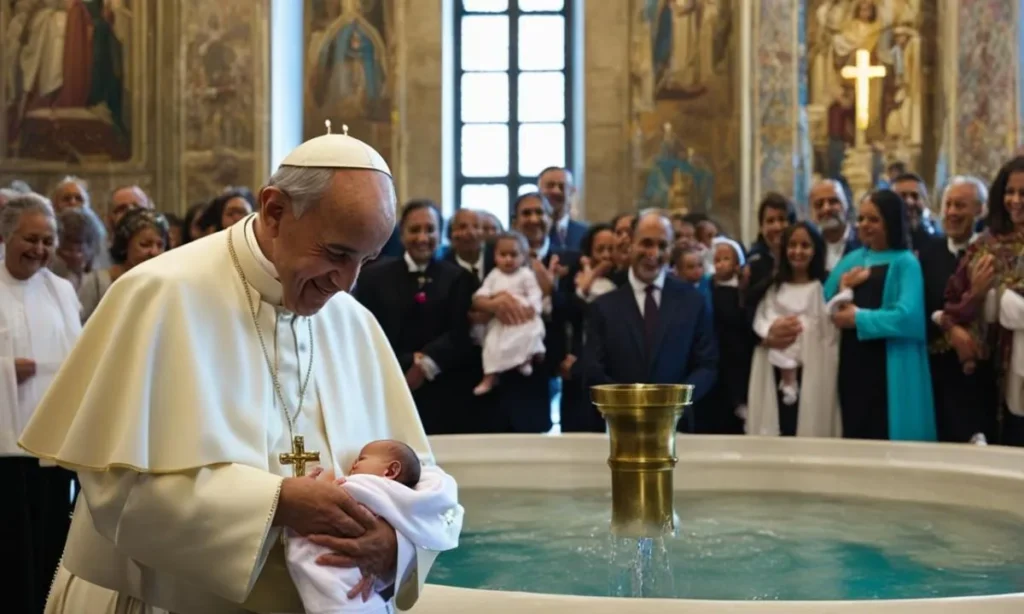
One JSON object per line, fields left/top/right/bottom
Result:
{"left": 748, "top": 222, "right": 841, "bottom": 437}
{"left": 673, "top": 243, "right": 712, "bottom": 301}
{"left": 709, "top": 237, "right": 751, "bottom": 431}
{"left": 471, "top": 232, "right": 546, "bottom": 395}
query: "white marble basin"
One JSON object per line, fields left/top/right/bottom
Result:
{"left": 415, "top": 434, "right": 1024, "bottom": 613}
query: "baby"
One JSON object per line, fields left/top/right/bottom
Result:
{"left": 471, "top": 232, "right": 547, "bottom": 395}
{"left": 285, "top": 440, "right": 461, "bottom": 614}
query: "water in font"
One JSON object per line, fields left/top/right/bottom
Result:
{"left": 430, "top": 490, "right": 1024, "bottom": 600}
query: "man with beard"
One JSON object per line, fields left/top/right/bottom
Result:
{"left": 474, "top": 192, "right": 577, "bottom": 433}
{"left": 917, "top": 176, "right": 997, "bottom": 443}
{"left": 583, "top": 211, "right": 717, "bottom": 432}
{"left": 808, "top": 179, "right": 860, "bottom": 273}
{"left": 539, "top": 166, "right": 588, "bottom": 251}
{"left": 892, "top": 172, "right": 942, "bottom": 250}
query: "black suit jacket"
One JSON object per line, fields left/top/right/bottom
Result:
{"left": 917, "top": 234, "right": 964, "bottom": 344}
{"left": 354, "top": 257, "right": 479, "bottom": 433}
{"left": 584, "top": 275, "right": 718, "bottom": 407}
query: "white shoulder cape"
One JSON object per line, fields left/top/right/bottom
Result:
{"left": 19, "top": 229, "right": 430, "bottom": 473}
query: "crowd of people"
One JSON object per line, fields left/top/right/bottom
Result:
{"left": 2, "top": 160, "right": 1023, "bottom": 448}
{"left": 4, "top": 151, "right": 1024, "bottom": 612}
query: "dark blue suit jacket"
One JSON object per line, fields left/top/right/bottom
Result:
{"left": 583, "top": 275, "right": 718, "bottom": 405}
{"left": 550, "top": 219, "right": 588, "bottom": 252}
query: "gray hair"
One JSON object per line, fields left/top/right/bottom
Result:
{"left": 813, "top": 178, "right": 850, "bottom": 209}
{"left": 58, "top": 206, "right": 106, "bottom": 252}
{"left": 52, "top": 175, "right": 91, "bottom": 208}
{"left": 942, "top": 175, "right": 989, "bottom": 219}
{"left": 265, "top": 166, "right": 336, "bottom": 218}
{"left": 0, "top": 193, "right": 57, "bottom": 243}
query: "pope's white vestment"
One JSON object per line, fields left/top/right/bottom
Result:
{"left": 20, "top": 215, "right": 463, "bottom": 614}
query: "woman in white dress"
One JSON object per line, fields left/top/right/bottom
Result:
{"left": 471, "top": 232, "right": 545, "bottom": 395}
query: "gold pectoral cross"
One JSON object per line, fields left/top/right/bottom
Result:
{"left": 280, "top": 435, "right": 320, "bottom": 477}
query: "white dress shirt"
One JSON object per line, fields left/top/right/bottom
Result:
{"left": 825, "top": 226, "right": 850, "bottom": 272}
{"left": 454, "top": 252, "right": 485, "bottom": 282}
{"left": 628, "top": 267, "right": 666, "bottom": 316}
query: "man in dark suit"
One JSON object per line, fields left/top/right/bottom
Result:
{"left": 539, "top": 166, "right": 588, "bottom": 251}
{"left": 475, "top": 192, "right": 579, "bottom": 433}
{"left": 354, "top": 200, "right": 479, "bottom": 434}
{"left": 808, "top": 179, "right": 860, "bottom": 272}
{"left": 918, "top": 176, "right": 996, "bottom": 443}
{"left": 583, "top": 211, "right": 718, "bottom": 432}
{"left": 440, "top": 208, "right": 493, "bottom": 283}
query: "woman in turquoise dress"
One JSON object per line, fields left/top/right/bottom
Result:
{"left": 824, "top": 189, "right": 937, "bottom": 441}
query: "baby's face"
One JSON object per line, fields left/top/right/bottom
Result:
{"left": 348, "top": 442, "right": 401, "bottom": 479}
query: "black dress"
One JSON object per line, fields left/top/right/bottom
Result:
{"left": 838, "top": 265, "right": 890, "bottom": 439}
{"left": 709, "top": 284, "right": 751, "bottom": 434}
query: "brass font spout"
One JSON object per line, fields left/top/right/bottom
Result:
{"left": 590, "top": 384, "right": 693, "bottom": 538}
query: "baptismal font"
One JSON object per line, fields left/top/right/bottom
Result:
{"left": 590, "top": 384, "right": 693, "bottom": 537}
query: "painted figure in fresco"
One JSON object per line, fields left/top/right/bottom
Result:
{"left": 4, "top": 0, "right": 129, "bottom": 161}
{"left": 643, "top": 123, "right": 714, "bottom": 212}
{"left": 826, "top": 84, "right": 855, "bottom": 179}
{"left": 649, "top": 0, "right": 723, "bottom": 99}
{"left": 309, "top": 0, "right": 388, "bottom": 117}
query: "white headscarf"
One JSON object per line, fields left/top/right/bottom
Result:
{"left": 711, "top": 236, "right": 746, "bottom": 266}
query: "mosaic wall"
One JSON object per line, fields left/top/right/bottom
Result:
{"left": 629, "top": 0, "right": 742, "bottom": 236}
{"left": 953, "top": 0, "right": 1019, "bottom": 180}
{"left": 756, "top": 0, "right": 801, "bottom": 203}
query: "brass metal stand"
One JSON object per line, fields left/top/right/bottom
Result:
{"left": 590, "top": 384, "right": 693, "bottom": 538}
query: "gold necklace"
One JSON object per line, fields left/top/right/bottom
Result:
{"left": 227, "top": 222, "right": 318, "bottom": 475}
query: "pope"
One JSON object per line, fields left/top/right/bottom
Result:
{"left": 20, "top": 125, "right": 464, "bottom": 614}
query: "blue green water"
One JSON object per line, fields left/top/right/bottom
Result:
{"left": 430, "top": 490, "right": 1024, "bottom": 600}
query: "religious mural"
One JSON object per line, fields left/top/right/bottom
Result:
{"left": 806, "top": 0, "right": 936, "bottom": 182}
{"left": 1, "top": 0, "right": 135, "bottom": 163}
{"left": 631, "top": 0, "right": 739, "bottom": 234}
{"left": 181, "top": 0, "right": 266, "bottom": 205}
{"left": 304, "top": 0, "right": 393, "bottom": 163}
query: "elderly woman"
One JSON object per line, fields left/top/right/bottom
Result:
{"left": 0, "top": 193, "right": 82, "bottom": 613}
{"left": 50, "top": 207, "right": 107, "bottom": 291}
{"left": 79, "top": 208, "right": 169, "bottom": 322}
{"left": 942, "top": 157, "right": 1024, "bottom": 446}
{"left": 825, "top": 189, "right": 936, "bottom": 442}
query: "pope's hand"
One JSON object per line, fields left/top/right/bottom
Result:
{"left": 274, "top": 476, "right": 376, "bottom": 538}
{"left": 309, "top": 515, "right": 398, "bottom": 581}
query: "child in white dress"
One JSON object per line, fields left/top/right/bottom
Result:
{"left": 752, "top": 224, "right": 823, "bottom": 406}
{"left": 472, "top": 232, "right": 546, "bottom": 395}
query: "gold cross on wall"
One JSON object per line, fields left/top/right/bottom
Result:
{"left": 840, "top": 49, "right": 887, "bottom": 148}
{"left": 280, "top": 435, "right": 320, "bottom": 477}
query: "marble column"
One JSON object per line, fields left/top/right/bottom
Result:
{"left": 948, "top": 0, "right": 1021, "bottom": 180}
{"left": 752, "top": 0, "right": 810, "bottom": 237}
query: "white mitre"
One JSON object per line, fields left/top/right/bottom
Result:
{"left": 281, "top": 120, "right": 392, "bottom": 176}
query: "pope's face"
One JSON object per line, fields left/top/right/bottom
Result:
{"left": 268, "top": 170, "right": 395, "bottom": 316}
